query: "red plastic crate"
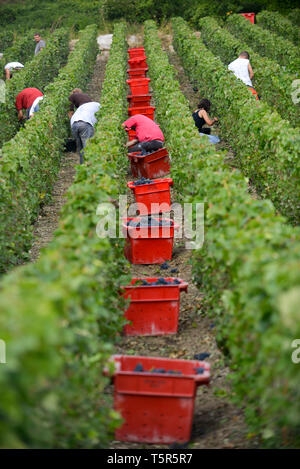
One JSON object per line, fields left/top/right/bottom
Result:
{"left": 122, "top": 217, "right": 179, "bottom": 264}
{"left": 128, "top": 56, "right": 147, "bottom": 69}
{"left": 127, "top": 94, "right": 152, "bottom": 108}
{"left": 123, "top": 277, "right": 188, "bottom": 336}
{"left": 127, "top": 68, "right": 148, "bottom": 79}
{"left": 128, "top": 47, "right": 145, "bottom": 59}
{"left": 128, "top": 147, "right": 170, "bottom": 179}
{"left": 127, "top": 78, "right": 151, "bottom": 95}
{"left": 127, "top": 178, "right": 173, "bottom": 215}
{"left": 128, "top": 105, "right": 156, "bottom": 120}
{"left": 127, "top": 128, "right": 137, "bottom": 141}
{"left": 107, "top": 354, "right": 210, "bottom": 443}
{"left": 240, "top": 12, "right": 255, "bottom": 23}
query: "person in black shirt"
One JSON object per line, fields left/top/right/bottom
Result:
{"left": 68, "top": 88, "right": 92, "bottom": 119}
{"left": 192, "top": 98, "right": 220, "bottom": 144}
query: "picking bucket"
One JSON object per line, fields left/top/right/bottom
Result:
{"left": 240, "top": 12, "right": 255, "bottom": 23}
{"left": 128, "top": 47, "right": 145, "bottom": 59}
{"left": 123, "top": 277, "right": 188, "bottom": 336}
{"left": 127, "top": 68, "right": 148, "bottom": 79}
{"left": 122, "top": 217, "right": 178, "bottom": 264}
{"left": 128, "top": 105, "right": 156, "bottom": 120}
{"left": 106, "top": 354, "right": 210, "bottom": 443}
{"left": 127, "top": 178, "right": 173, "bottom": 215}
{"left": 128, "top": 56, "right": 147, "bottom": 69}
{"left": 127, "top": 78, "right": 151, "bottom": 95}
{"left": 128, "top": 147, "right": 170, "bottom": 179}
{"left": 127, "top": 128, "right": 137, "bottom": 141}
{"left": 127, "top": 94, "right": 152, "bottom": 108}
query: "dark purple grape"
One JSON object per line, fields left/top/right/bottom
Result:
{"left": 134, "top": 363, "right": 144, "bottom": 372}
{"left": 194, "top": 353, "right": 210, "bottom": 360}
{"left": 151, "top": 368, "right": 166, "bottom": 373}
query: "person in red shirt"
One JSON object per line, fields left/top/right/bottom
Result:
{"left": 122, "top": 114, "right": 164, "bottom": 154}
{"left": 15, "top": 87, "right": 44, "bottom": 121}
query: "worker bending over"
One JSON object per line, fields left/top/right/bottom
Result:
{"left": 68, "top": 88, "right": 92, "bottom": 119}
{"left": 4, "top": 62, "right": 24, "bottom": 80}
{"left": 70, "top": 101, "right": 100, "bottom": 164}
{"left": 122, "top": 114, "right": 164, "bottom": 155}
{"left": 15, "top": 87, "right": 43, "bottom": 120}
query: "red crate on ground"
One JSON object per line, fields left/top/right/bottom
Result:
{"left": 107, "top": 354, "right": 210, "bottom": 443}
{"left": 240, "top": 12, "right": 255, "bottom": 23}
{"left": 128, "top": 105, "right": 155, "bottom": 120}
{"left": 122, "top": 217, "right": 178, "bottom": 264}
{"left": 127, "top": 94, "right": 152, "bottom": 108}
{"left": 128, "top": 56, "right": 147, "bottom": 69}
{"left": 127, "top": 178, "right": 173, "bottom": 215}
{"left": 127, "top": 68, "right": 148, "bottom": 79}
{"left": 128, "top": 147, "right": 170, "bottom": 179}
{"left": 128, "top": 47, "right": 145, "bottom": 59}
{"left": 122, "top": 277, "right": 188, "bottom": 336}
{"left": 127, "top": 78, "right": 151, "bottom": 95}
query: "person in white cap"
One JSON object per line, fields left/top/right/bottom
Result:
{"left": 4, "top": 62, "right": 24, "bottom": 80}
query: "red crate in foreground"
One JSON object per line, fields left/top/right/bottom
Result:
{"left": 123, "top": 277, "right": 188, "bottom": 336}
{"left": 127, "top": 67, "right": 148, "bottom": 79}
{"left": 127, "top": 178, "right": 173, "bottom": 215}
{"left": 128, "top": 147, "right": 170, "bottom": 179}
{"left": 107, "top": 354, "right": 210, "bottom": 443}
{"left": 127, "top": 94, "right": 152, "bottom": 108}
{"left": 128, "top": 56, "right": 147, "bottom": 69}
{"left": 128, "top": 47, "right": 145, "bottom": 59}
{"left": 122, "top": 217, "right": 178, "bottom": 264}
{"left": 127, "top": 78, "right": 151, "bottom": 95}
{"left": 240, "top": 12, "right": 255, "bottom": 23}
{"left": 128, "top": 105, "right": 155, "bottom": 120}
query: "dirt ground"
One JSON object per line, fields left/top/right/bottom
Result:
{"left": 108, "top": 31, "right": 259, "bottom": 449}
{"left": 29, "top": 50, "right": 109, "bottom": 262}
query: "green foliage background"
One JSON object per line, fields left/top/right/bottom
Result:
{"left": 0, "top": 0, "right": 298, "bottom": 31}
{"left": 0, "top": 0, "right": 103, "bottom": 32}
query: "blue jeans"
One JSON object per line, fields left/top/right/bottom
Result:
{"left": 199, "top": 132, "right": 220, "bottom": 144}
{"left": 128, "top": 140, "right": 163, "bottom": 155}
{"left": 71, "top": 121, "right": 94, "bottom": 164}
{"left": 26, "top": 103, "right": 40, "bottom": 120}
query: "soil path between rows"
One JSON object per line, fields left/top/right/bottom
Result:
{"left": 29, "top": 49, "right": 110, "bottom": 263}
{"left": 109, "top": 32, "right": 258, "bottom": 449}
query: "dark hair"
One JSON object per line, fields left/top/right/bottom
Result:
{"left": 198, "top": 98, "right": 211, "bottom": 112}
{"left": 240, "top": 51, "right": 250, "bottom": 59}
{"left": 34, "top": 33, "right": 41, "bottom": 37}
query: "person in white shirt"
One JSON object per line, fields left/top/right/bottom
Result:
{"left": 228, "top": 51, "right": 260, "bottom": 100}
{"left": 70, "top": 101, "right": 100, "bottom": 164}
{"left": 4, "top": 62, "right": 24, "bottom": 80}
{"left": 228, "top": 51, "right": 254, "bottom": 86}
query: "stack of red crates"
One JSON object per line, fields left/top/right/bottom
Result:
{"left": 126, "top": 47, "right": 170, "bottom": 181}
{"left": 127, "top": 47, "right": 155, "bottom": 120}
{"left": 124, "top": 47, "right": 174, "bottom": 267}
{"left": 106, "top": 47, "right": 211, "bottom": 446}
